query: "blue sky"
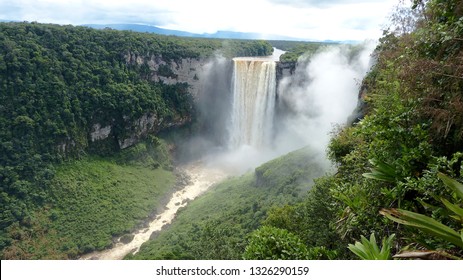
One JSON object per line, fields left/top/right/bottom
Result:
{"left": 0, "top": 0, "right": 399, "bottom": 41}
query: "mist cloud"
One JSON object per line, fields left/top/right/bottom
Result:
{"left": 274, "top": 42, "right": 375, "bottom": 161}
{"left": 197, "top": 43, "right": 375, "bottom": 174}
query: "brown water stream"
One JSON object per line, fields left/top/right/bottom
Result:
{"left": 80, "top": 162, "right": 227, "bottom": 260}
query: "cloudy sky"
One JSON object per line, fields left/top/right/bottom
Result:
{"left": 0, "top": 0, "right": 399, "bottom": 41}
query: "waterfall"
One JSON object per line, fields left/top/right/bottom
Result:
{"left": 229, "top": 59, "right": 277, "bottom": 149}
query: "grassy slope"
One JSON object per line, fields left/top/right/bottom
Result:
{"left": 50, "top": 158, "right": 174, "bottom": 251}
{"left": 128, "top": 147, "right": 327, "bottom": 260}
{"left": 3, "top": 143, "right": 176, "bottom": 259}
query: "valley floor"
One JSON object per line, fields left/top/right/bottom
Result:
{"left": 80, "top": 161, "right": 228, "bottom": 260}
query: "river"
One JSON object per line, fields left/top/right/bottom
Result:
{"left": 79, "top": 162, "right": 228, "bottom": 260}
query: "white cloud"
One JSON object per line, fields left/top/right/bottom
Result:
{"left": 0, "top": 0, "right": 398, "bottom": 41}
{"left": 267, "top": 0, "right": 390, "bottom": 8}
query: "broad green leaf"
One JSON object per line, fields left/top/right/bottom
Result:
{"left": 438, "top": 172, "right": 463, "bottom": 200}
{"left": 380, "top": 208, "right": 463, "bottom": 248}
{"left": 348, "top": 233, "right": 393, "bottom": 260}
{"left": 362, "top": 159, "right": 398, "bottom": 182}
{"left": 370, "top": 159, "right": 396, "bottom": 175}
{"left": 368, "top": 233, "right": 380, "bottom": 255}
{"left": 348, "top": 243, "right": 369, "bottom": 260}
{"left": 441, "top": 198, "right": 463, "bottom": 219}
{"left": 418, "top": 199, "right": 439, "bottom": 211}
{"left": 381, "top": 234, "right": 395, "bottom": 259}
{"left": 363, "top": 172, "right": 395, "bottom": 182}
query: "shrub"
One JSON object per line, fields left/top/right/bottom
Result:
{"left": 243, "top": 226, "right": 309, "bottom": 260}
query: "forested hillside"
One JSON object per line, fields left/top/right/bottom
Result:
{"left": 268, "top": 40, "right": 335, "bottom": 62}
{"left": 245, "top": 0, "right": 463, "bottom": 260}
{"left": 0, "top": 22, "right": 273, "bottom": 258}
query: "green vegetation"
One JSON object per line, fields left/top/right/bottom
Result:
{"left": 2, "top": 141, "right": 175, "bottom": 259}
{"left": 248, "top": 0, "right": 463, "bottom": 260}
{"left": 0, "top": 22, "right": 198, "bottom": 254}
{"left": 243, "top": 226, "right": 310, "bottom": 260}
{"left": 348, "top": 233, "right": 395, "bottom": 260}
{"left": 223, "top": 40, "right": 274, "bottom": 57}
{"left": 269, "top": 40, "right": 335, "bottom": 62}
{"left": 126, "top": 147, "right": 326, "bottom": 259}
{"left": 380, "top": 173, "right": 463, "bottom": 259}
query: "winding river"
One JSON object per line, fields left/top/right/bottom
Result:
{"left": 80, "top": 162, "right": 228, "bottom": 260}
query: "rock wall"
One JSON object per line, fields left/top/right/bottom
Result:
{"left": 124, "top": 52, "right": 207, "bottom": 98}
{"left": 276, "top": 61, "right": 296, "bottom": 81}
{"left": 276, "top": 61, "right": 296, "bottom": 95}
{"left": 83, "top": 54, "right": 207, "bottom": 152}
{"left": 90, "top": 123, "right": 112, "bottom": 142}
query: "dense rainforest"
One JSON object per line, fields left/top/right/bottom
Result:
{"left": 0, "top": 22, "right": 274, "bottom": 258}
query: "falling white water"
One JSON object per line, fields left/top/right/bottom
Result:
{"left": 211, "top": 43, "right": 375, "bottom": 174}
{"left": 229, "top": 59, "right": 276, "bottom": 148}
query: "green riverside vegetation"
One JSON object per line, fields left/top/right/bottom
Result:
{"left": 126, "top": 147, "right": 327, "bottom": 259}
{"left": 2, "top": 140, "right": 176, "bottom": 259}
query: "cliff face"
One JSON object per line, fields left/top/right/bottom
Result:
{"left": 276, "top": 61, "right": 296, "bottom": 94}
{"left": 85, "top": 54, "right": 208, "bottom": 152}
{"left": 124, "top": 52, "right": 206, "bottom": 98}
{"left": 88, "top": 113, "right": 191, "bottom": 151}
{"left": 89, "top": 113, "right": 162, "bottom": 150}
{"left": 276, "top": 61, "right": 296, "bottom": 81}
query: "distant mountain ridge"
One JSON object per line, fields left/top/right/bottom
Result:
{"left": 84, "top": 23, "right": 307, "bottom": 41}
{"left": 84, "top": 24, "right": 198, "bottom": 37}
{"left": 1, "top": 20, "right": 355, "bottom": 42}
